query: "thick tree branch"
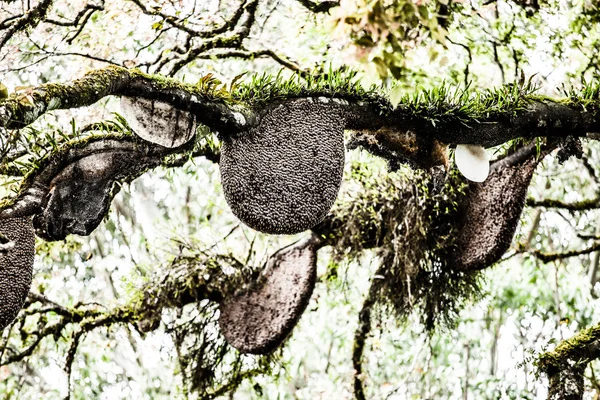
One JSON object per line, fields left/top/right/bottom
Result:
{"left": 0, "top": 66, "right": 254, "bottom": 134}
{"left": 2, "top": 66, "right": 600, "bottom": 150}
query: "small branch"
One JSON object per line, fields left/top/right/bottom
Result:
{"left": 527, "top": 241, "right": 600, "bottom": 263}
{"left": 0, "top": 0, "right": 54, "bottom": 50}
{"left": 353, "top": 276, "right": 382, "bottom": 400}
{"left": 195, "top": 49, "right": 307, "bottom": 75}
{"left": 165, "top": 0, "right": 259, "bottom": 75}
{"left": 44, "top": 2, "right": 104, "bottom": 44}
{"left": 582, "top": 154, "right": 600, "bottom": 187}
{"left": 526, "top": 197, "right": 600, "bottom": 211}
{"left": 447, "top": 37, "right": 472, "bottom": 85}
{"left": 128, "top": 0, "right": 250, "bottom": 38}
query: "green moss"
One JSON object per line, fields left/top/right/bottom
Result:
{"left": 323, "top": 159, "right": 479, "bottom": 330}
{"left": 127, "top": 67, "right": 234, "bottom": 103}
{"left": 536, "top": 324, "right": 600, "bottom": 374}
{"left": 232, "top": 68, "right": 386, "bottom": 107}
{"left": 392, "top": 78, "right": 542, "bottom": 126}
{"left": 125, "top": 249, "right": 274, "bottom": 397}
{"left": 3, "top": 65, "right": 598, "bottom": 136}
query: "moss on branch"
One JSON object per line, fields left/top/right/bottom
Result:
{"left": 527, "top": 242, "right": 600, "bottom": 263}
{"left": 526, "top": 197, "right": 600, "bottom": 211}
{"left": 3, "top": 248, "right": 267, "bottom": 397}
{"left": 536, "top": 324, "right": 600, "bottom": 399}
{"left": 0, "top": 66, "right": 252, "bottom": 134}
{"left": 2, "top": 66, "right": 600, "bottom": 151}
{"left": 537, "top": 324, "right": 600, "bottom": 374}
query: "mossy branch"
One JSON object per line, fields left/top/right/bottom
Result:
{"left": 0, "top": 66, "right": 254, "bottom": 134}
{"left": 537, "top": 324, "right": 600, "bottom": 400}
{"left": 1, "top": 250, "right": 260, "bottom": 397}
{"left": 2, "top": 67, "right": 600, "bottom": 154}
{"left": 526, "top": 197, "right": 600, "bottom": 211}
{"left": 0, "top": 0, "right": 54, "bottom": 50}
{"left": 525, "top": 242, "right": 600, "bottom": 263}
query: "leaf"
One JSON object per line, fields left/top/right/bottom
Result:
{"left": 390, "top": 86, "right": 403, "bottom": 109}
{"left": 229, "top": 72, "right": 247, "bottom": 93}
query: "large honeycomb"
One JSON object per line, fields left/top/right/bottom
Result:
{"left": 219, "top": 240, "right": 317, "bottom": 354}
{"left": 452, "top": 144, "right": 547, "bottom": 270}
{"left": 219, "top": 98, "right": 345, "bottom": 234}
{"left": 0, "top": 217, "right": 35, "bottom": 330}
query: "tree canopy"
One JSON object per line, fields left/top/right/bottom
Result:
{"left": 1, "top": 0, "right": 600, "bottom": 399}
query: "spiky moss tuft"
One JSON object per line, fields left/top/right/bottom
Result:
{"left": 219, "top": 98, "right": 346, "bottom": 234}
{"left": 219, "top": 239, "right": 318, "bottom": 354}
{"left": 563, "top": 79, "right": 600, "bottom": 114}
{"left": 0, "top": 217, "right": 35, "bottom": 330}
{"left": 129, "top": 251, "right": 277, "bottom": 397}
{"left": 393, "top": 78, "right": 541, "bottom": 126}
{"left": 318, "top": 161, "right": 480, "bottom": 330}
{"left": 233, "top": 69, "right": 386, "bottom": 108}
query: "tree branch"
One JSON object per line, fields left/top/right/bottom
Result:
{"left": 537, "top": 324, "right": 600, "bottom": 400}
{"left": 165, "top": 0, "right": 259, "bottom": 75}
{"left": 0, "top": 0, "right": 54, "bottom": 51}
{"left": 0, "top": 66, "right": 254, "bottom": 134}
{"left": 526, "top": 197, "right": 600, "bottom": 211}
{"left": 526, "top": 241, "right": 600, "bottom": 263}
{"left": 3, "top": 66, "right": 600, "bottom": 149}
{"left": 43, "top": 2, "right": 104, "bottom": 44}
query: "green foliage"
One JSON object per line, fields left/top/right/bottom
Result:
{"left": 393, "top": 76, "right": 541, "bottom": 125}
{"left": 563, "top": 78, "right": 600, "bottom": 113}
{"left": 232, "top": 67, "right": 383, "bottom": 105}
{"left": 327, "top": 159, "right": 480, "bottom": 330}
{"left": 332, "top": 0, "right": 451, "bottom": 79}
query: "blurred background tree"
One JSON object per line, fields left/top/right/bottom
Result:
{"left": 1, "top": 0, "right": 600, "bottom": 399}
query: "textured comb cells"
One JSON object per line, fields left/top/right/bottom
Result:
{"left": 219, "top": 240, "right": 318, "bottom": 354}
{"left": 219, "top": 98, "right": 345, "bottom": 235}
{"left": 0, "top": 217, "right": 35, "bottom": 330}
